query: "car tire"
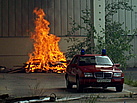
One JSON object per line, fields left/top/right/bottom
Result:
{"left": 66, "top": 76, "right": 73, "bottom": 89}
{"left": 115, "top": 85, "right": 123, "bottom": 92}
{"left": 76, "top": 77, "right": 83, "bottom": 92}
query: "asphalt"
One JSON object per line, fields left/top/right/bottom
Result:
{"left": 0, "top": 73, "right": 137, "bottom": 103}
{"left": 0, "top": 67, "right": 137, "bottom": 103}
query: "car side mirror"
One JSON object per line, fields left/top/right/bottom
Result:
{"left": 114, "top": 64, "right": 120, "bottom": 67}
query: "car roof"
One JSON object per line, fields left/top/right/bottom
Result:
{"left": 74, "top": 54, "right": 107, "bottom": 57}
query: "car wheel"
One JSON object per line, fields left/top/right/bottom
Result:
{"left": 66, "top": 76, "right": 73, "bottom": 89}
{"left": 76, "top": 77, "right": 83, "bottom": 92}
{"left": 115, "top": 85, "right": 123, "bottom": 92}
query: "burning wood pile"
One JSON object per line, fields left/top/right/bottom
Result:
{"left": 25, "top": 8, "right": 67, "bottom": 73}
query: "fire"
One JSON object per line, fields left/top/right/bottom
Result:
{"left": 25, "top": 8, "right": 66, "bottom": 73}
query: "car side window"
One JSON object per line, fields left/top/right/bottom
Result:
{"left": 79, "top": 56, "right": 96, "bottom": 66}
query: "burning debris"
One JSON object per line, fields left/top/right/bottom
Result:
{"left": 25, "top": 8, "right": 66, "bottom": 73}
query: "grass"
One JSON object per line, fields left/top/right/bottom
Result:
{"left": 124, "top": 78, "right": 137, "bottom": 87}
{"left": 85, "top": 95, "right": 97, "bottom": 103}
{"left": 79, "top": 95, "right": 98, "bottom": 103}
{"left": 124, "top": 71, "right": 137, "bottom": 87}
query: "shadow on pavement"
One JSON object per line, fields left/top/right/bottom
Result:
{"left": 58, "top": 87, "right": 116, "bottom": 93}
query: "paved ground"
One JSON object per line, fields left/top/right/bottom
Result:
{"left": 0, "top": 72, "right": 137, "bottom": 102}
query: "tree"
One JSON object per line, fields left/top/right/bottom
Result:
{"left": 66, "top": 8, "right": 96, "bottom": 58}
{"left": 66, "top": 1, "right": 137, "bottom": 68}
{"left": 101, "top": 1, "right": 136, "bottom": 67}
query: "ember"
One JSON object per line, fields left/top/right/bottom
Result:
{"left": 25, "top": 8, "right": 66, "bottom": 73}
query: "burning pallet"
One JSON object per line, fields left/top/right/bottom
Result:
{"left": 25, "top": 8, "right": 67, "bottom": 73}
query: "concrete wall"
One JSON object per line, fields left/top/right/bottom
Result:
{"left": 0, "top": 0, "right": 94, "bottom": 68}
{"left": 1, "top": 0, "right": 137, "bottom": 68}
{"left": 0, "top": 0, "right": 93, "bottom": 37}
{"left": 127, "top": 35, "right": 137, "bottom": 67}
{"left": 0, "top": 37, "right": 86, "bottom": 68}
{"left": 0, "top": 38, "right": 32, "bottom": 68}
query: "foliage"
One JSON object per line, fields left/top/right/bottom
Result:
{"left": 124, "top": 78, "right": 137, "bottom": 87}
{"left": 66, "top": 1, "right": 136, "bottom": 68}
{"left": 84, "top": 95, "right": 97, "bottom": 103}
{"left": 102, "top": 1, "right": 136, "bottom": 67}
{"left": 124, "top": 72, "right": 137, "bottom": 87}
{"left": 103, "top": 22, "right": 136, "bottom": 67}
{"left": 105, "top": 1, "right": 134, "bottom": 22}
{"left": 79, "top": 95, "right": 98, "bottom": 103}
{"left": 66, "top": 8, "right": 96, "bottom": 58}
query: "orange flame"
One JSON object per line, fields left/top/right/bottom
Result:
{"left": 26, "top": 8, "right": 66, "bottom": 73}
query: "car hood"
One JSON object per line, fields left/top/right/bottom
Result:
{"left": 78, "top": 65, "right": 121, "bottom": 72}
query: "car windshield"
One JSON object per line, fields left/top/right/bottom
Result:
{"left": 79, "top": 56, "right": 113, "bottom": 66}
{"left": 95, "top": 56, "right": 113, "bottom": 66}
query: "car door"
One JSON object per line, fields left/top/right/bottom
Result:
{"left": 68, "top": 56, "right": 79, "bottom": 83}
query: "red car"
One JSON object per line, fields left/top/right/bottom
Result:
{"left": 65, "top": 49, "right": 124, "bottom": 92}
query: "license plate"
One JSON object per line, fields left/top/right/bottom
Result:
{"left": 97, "top": 79, "right": 111, "bottom": 82}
